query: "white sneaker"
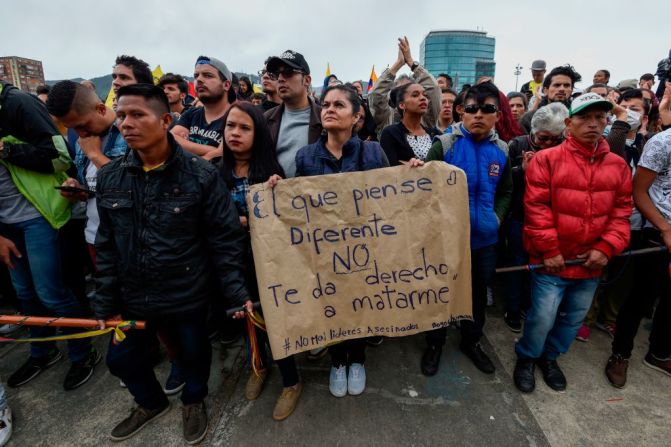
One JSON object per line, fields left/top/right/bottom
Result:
{"left": 0, "top": 407, "right": 13, "bottom": 447}
{"left": 329, "top": 366, "right": 347, "bottom": 397}
{"left": 347, "top": 363, "right": 366, "bottom": 395}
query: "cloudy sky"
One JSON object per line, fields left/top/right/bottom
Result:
{"left": 5, "top": 0, "right": 670, "bottom": 92}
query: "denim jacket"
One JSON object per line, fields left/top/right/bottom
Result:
{"left": 74, "top": 124, "right": 128, "bottom": 188}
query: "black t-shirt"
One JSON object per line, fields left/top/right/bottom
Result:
{"left": 176, "top": 107, "right": 224, "bottom": 148}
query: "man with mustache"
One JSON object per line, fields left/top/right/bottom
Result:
{"left": 521, "top": 65, "right": 581, "bottom": 134}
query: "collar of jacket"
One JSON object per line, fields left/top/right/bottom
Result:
{"left": 314, "top": 133, "right": 360, "bottom": 159}
{"left": 562, "top": 134, "right": 610, "bottom": 160}
{"left": 456, "top": 123, "right": 498, "bottom": 143}
{"left": 121, "top": 132, "right": 181, "bottom": 172}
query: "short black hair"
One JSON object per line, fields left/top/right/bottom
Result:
{"left": 596, "top": 69, "right": 610, "bottom": 80}
{"left": 543, "top": 65, "right": 582, "bottom": 89}
{"left": 36, "top": 84, "right": 50, "bottom": 96}
{"left": 438, "top": 73, "right": 453, "bottom": 83}
{"left": 640, "top": 73, "right": 655, "bottom": 82}
{"left": 115, "top": 55, "right": 153, "bottom": 84}
{"left": 507, "top": 91, "right": 528, "bottom": 108}
{"left": 464, "top": 81, "right": 500, "bottom": 107}
{"left": 586, "top": 83, "right": 609, "bottom": 92}
{"left": 441, "top": 88, "right": 458, "bottom": 97}
{"left": 46, "top": 80, "right": 81, "bottom": 117}
{"left": 157, "top": 73, "right": 188, "bottom": 94}
{"left": 116, "top": 83, "right": 169, "bottom": 115}
{"left": 618, "top": 88, "right": 651, "bottom": 116}
{"left": 251, "top": 92, "right": 265, "bottom": 101}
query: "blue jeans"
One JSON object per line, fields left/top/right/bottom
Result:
{"left": 106, "top": 313, "right": 211, "bottom": 409}
{"left": 516, "top": 273, "right": 599, "bottom": 360}
{"left": 1, "top": 217, "right": 90, "bottom": 363}
{"left": 0, "top": 382, "right": 6, "bottom": 411}
{"left": 504, "top": 218, "right": 530, "bottom": 317}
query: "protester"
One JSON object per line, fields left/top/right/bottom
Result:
{"left": 520, "top": 60, "right": 546, "bottom": 101}
{"left": 368, "top": 37, "right": 440, "bottom": 137}
{"left": 158, "top": 73, "right": 189, "bottom": 116}
{"left": 578, "top": 90, "right": 651, "bottom": 342}
{"left": 351, "top": 80, "right": 365, "bottom": 96}
{"left": 111, "top": 55, "right": 153, "bottom": 96}
{"left": 585, "top": 83, "right": 609, "bottom": 98}
{"left": 251, "top": 92, "right": 265, "bottom": 106}
{"left": 93, "top": 84, "right": 248, "bottom": 443}
{"left": 238, "top": 76, "right": 254, "bottom": 101}
{"left": 437, "top": 73, "right": 453, "bottom": 90}
{"left": 436, "top": 88, "right": 457, "bottom": 132}
{"left": 380, "top": 82, "right": 441, "bottom": 164}
{"left": 520, "top": 65, "right": 581, "bottom": 133}
{"left": 292, "top": 84, "right": 394, "bottom": 397}
{"left": 259, "top": 60, "right": 282, "bottom": 111}
{"left": 504, "top": 103, "right": 568, "bottom": 332}
{"left": 423, "top": 82, "right": 512, "bottom": 376}
{"left": 639, "top": 73, "right": 655, "bottom": 90}
{"left": 218, "top": 103, "right": 306, "bottom": 422}
{"left": 0, "top": 79, "right": 101, "bottom": 392}
{"left": 495, "top": 91, "right": 525, "bottom": 142}
{"left": 593, "top": 69, "right": 610, "bottom": 85}
{"left": 171, "top": 56, "right": 235, "bottom": 159}
{"left": 507, "top": 92, "right": 528, "bottom": 122}
{"left": 0, "top": 236, "right": 16, "bottom": 446}
{"left": 264, "top": 50, "right": 322, "bottom": 179}
{"left": 513, "top": 93, "right": 632, "bottom": 394}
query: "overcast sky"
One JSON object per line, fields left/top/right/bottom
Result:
{"left": 4, "top": 0, "right": 670, "bottom": 93}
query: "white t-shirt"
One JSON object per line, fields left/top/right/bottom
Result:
{"left": 84, "top": 162, "right": 99, "bottom": 244}
{"left": 638, "top": 128, "right": 671, "bottom": 226}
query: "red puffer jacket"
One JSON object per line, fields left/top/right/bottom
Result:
{"left": 523, "top": 135, "right": 632, "bottom": 279}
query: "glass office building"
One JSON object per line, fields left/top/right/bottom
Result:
{"left": 419, "top": 30, "right": 495, "bottom": 90}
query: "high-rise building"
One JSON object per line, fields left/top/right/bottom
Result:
{"left": 0, "top": 56, "right": 45, "bottom": 94}
{"left": 419, "top": 30, "right": 495, "bottom": 90}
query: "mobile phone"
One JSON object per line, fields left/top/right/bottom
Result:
{"left": 54, "top": 185, "right": 95, "bottom": 196}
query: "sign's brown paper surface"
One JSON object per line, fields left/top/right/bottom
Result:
{"left": 247, "top": 162, "right": 472, "bottom": 359}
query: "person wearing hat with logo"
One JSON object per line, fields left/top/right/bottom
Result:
{"left": 520, "top": 60, "right": 546, "bottom": 102}
{"left": 171, "top": 56, "right": 236, "bottom": 160}
{"left": 264, "top": 50, "right": 323, "bottom": 179}
{"left": 513, "top": 92, "right": 632, "bottom": 394}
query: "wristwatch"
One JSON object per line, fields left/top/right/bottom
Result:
{"left": 410, "top": 62, "right": 420, "bottom": 71}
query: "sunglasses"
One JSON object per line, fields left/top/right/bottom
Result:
{"left": 464, "top": 104, "right": 498, "bottom": 114}
{"left": 270, "top": 67, "right": 305, "bottom": 78}
{"left": 258, "top": 69, "right": 277, "bottom": 80}
{"left": 534, "top": 134, "right": 562, "bottom": 143}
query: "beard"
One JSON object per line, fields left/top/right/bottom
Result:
{"left": 198, "top": 89, "right": 225, "bottom": 104}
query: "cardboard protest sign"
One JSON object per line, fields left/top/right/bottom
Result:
{"left": 247, "top": 162, "right": 472, "bottom": 360}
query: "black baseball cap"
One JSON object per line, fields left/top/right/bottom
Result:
{"left": 266, "top": 50, "right": 310, "bottom": 75}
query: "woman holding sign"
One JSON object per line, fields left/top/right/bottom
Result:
{"left": 280, "top": 83, "right": 422, "bottom": 398}
{"left": 221, "top": 102, "right": 303, "bottom": 422}
{"left": 379, "top": 82, "right": 441, "bottom": 165}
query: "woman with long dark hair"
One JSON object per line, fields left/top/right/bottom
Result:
{"left": 237, "top": 76, "right": 254, "bottom": 102}
{"left": 224, "top": 103, "right": 308, "bottom": 422}
{"left": 379, "top": 82, "right": 441, "bottom": 165}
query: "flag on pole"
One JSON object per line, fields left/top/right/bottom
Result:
{"left": 152, "top": 65, "right": 164, "bottom": 85}
{"left": 367, "top": 65, "right": 378, "bottom": 92}
{"left": 323, "top": 62, "right": 332, "bottom": 89}
{"left": 104, "top": 86, "right": 115, "bottom": 108}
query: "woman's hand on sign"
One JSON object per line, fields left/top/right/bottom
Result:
{"left": 402, "top": 158, "right": 424, "bottom": 168}
{"left": 266, "top": 174, "right": 283, "bottom": 189}
{"left": 233, "top": 300, "right": 254, "bottom": 320}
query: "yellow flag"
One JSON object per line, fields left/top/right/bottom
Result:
{"left": 152, "top": 65, "right": 164, "bottom": 85}
{"left": 104, "top": 85, "right": 115, "bottom": 108}
{"left": 325, "top": 62, "right": 331, "bottom": 78}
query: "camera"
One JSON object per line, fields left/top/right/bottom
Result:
{"left": 655, "top": 49, "right": 671, "bottom": 82}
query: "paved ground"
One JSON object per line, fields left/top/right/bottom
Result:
{"left": 0, "top": 304, "right": 669, "bottom": 447}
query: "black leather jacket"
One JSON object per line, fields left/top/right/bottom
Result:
{"left": 92, "top": 136, "right": 248, "bottom": 319}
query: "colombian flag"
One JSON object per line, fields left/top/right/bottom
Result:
{"left": 367, "top": 65, "right": 377, "bottom": 92}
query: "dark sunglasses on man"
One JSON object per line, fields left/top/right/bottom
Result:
{"left": 269, "top": 66, "right": 305, "bottom": 78}
{"left": 463, "top": 104, "right": 498, "bottom": 114}
{"left": 258, "top": 69, "right": 277, "bottom": 80}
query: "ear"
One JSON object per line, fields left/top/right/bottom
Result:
{"left": 223, "top": 80, "right": 232, "bottom": 91}
{"left": 303, "top": 75, "right": 312, "bottom": 88}
{"left": 494, "top": 110, "right": 501, "bottom": 123}
{"left": 161, "top": 112, "right": 173, "bottom": 130}
{"left": 179, "top": 92, "right": 186, "bottom": 101}
{"left": 95, "top": 102, "right": 107, "bottom": 116}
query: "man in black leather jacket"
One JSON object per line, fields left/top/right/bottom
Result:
{"left": 92, "top": 84, "right": 248, "bottom": 444}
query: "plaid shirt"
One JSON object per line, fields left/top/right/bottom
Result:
{"left": 230, "top": 173, "right": 250, "bottom": 217}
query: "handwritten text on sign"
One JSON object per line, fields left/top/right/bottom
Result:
{"left": 247, "top": 162, "right": 472, "bottom": 360}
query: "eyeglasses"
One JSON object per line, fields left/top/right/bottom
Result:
{"left": 533, "top": 134, "right": 562, "bottom": 143}
{"left": 258, "top": 70, "right": 277, "bottom": 80}
{"left": 270, "top": 67, "right": 305, "bottom": 78}
{"left": 463, "top": 104, "right": 498, "bottom": 114}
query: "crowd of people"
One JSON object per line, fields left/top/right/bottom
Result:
{"left": 0, "top": 37, "right": 670, "bottom": 444}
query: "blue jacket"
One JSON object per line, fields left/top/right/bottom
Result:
{"left": 426, "top": 124, "right": 512, "bottom": 250}
{"left": 295, "top": 134, "right": 389, "bottom": 176}
{"left": 74, "top": 124, "right": 128, "bottom": 189}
